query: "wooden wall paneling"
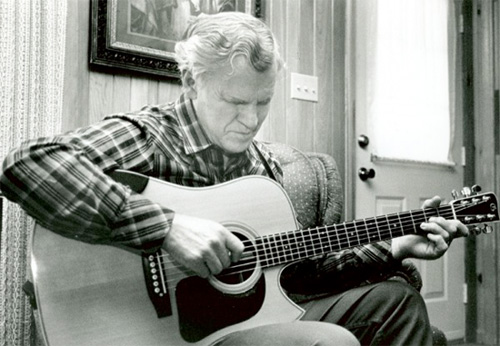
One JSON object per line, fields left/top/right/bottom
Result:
{"left": 296, "top": 0, "right": 315, "bottom": 152}
{"left": 147, "top": 80, "right": 160, "bottom": 105}
{"left": 88, "top": 72, "right": 114, "bottom": 124}
{"left": 473, "top": 0, "right": 498, "bottom": 344}
{"left": 158, "top": 79, "right": 182, "bottom": 103}
{"left": 61, "top": 0, "right": 345, "bottom": 183}
{"left": 254, "top": 0, "right": 271, "bottom": 143}
{"left": 313, "top": 0, "right": 335, "bottom": 156}
{"left": 266, "top": 0, "right": 288, "bottom": 144}
{"left": 284, "top": 0, "right": 304, "bottom": 150}
{"left": 112, "top": 75, "right": 132, "bottom": 113}
{"left": 130, "top": 77, "right": 152, "bottom": 111}
{"left": 62, "top": 0, "right": 91, "bottom": 132}
{"left": 332, "top": 0, "right": 347, "bottom": 181}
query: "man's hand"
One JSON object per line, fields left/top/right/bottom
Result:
{"left": 162, "top": 214, "right": 245, "bottom": 278}
{"left": 391, "top": 196, "right": 469, "bottom": 261}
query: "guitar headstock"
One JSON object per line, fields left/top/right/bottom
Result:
{"left": 450, "top": 187, "right": 499, "bottom": 235}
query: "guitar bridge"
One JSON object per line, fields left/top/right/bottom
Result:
{"left": 142, "top": 251, "right": 172, "bottom": 318}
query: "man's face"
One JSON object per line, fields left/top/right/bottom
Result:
{"left": 189, "top": 56, "right": 277, "bottom": 154}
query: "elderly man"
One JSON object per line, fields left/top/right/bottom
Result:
{"left": 0, "top": 12, "right": 467, "bottom": 346}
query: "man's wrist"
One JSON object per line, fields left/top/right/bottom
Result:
{"left": 391, "top": 238, "right": 407, "bottom": 261}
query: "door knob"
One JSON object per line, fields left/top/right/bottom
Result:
{"left": 358, "top": 135, "right": 370, "bottom": 148}
{"left": 358, "top": 167, "right": 376, "bottom": 181}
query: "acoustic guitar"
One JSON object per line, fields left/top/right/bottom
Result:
{"left": 30, "top": 170, "right": 499, "bottom": 346}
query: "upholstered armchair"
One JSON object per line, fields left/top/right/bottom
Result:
{"left": 266, "top": 141, "right": 447, "bottom": 346}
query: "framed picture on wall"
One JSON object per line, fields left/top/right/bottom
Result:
{"left": 90, "top": 0, "right": 263, "bottom": 79}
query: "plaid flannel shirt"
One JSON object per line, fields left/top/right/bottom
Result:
{"left": 1, "top": 93, "right": 397, "bottom": 282}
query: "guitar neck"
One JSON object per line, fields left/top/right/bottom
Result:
{"left": 255, "top": 205, "right": 451, "bottom": 268}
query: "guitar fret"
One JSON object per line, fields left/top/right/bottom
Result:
{"left": 364, "top": 217, "right": 381, "bottom": 242}
{"left": 274, "top": 233, "right": 284, "bottom": 265}
{"left": 281, "top": 233, "right": 293, "bottom": 262}
{"left": 309, "top": 228, "right": 321, "bottom": 255}
{"left": 280, "top": 233, "right": 291, "bottom": 263}
{"left": 255, "top": 237, "right": 269, "bottom": 268}
{"left": 305, "top": 228, "right": 318, "bottom": 256}
{"left": 289, "top": 231, "right": 301, "bottom": 261}
{"left": 314, "top": 227, "right": 330, "bottom": 255}
{"left": 385, "top": 215, "right": 394, "bottom": 239}
{"left": 306, "top": 228, "right": 315, "bottom": 255}
{"left": 254, "top": 202, "right": 472, "bottom": 270}
{"left": 387, "top": 214, "right": 402, "bottom": 238}
{"left": 409, "top": 210, "right": 418, "bottom": 234}
{"left": 339, "top": 222, "right": 350, "bottom": 248}
{"left": 330, "top": 224, "right": 341, "bottom": 252}
{"left": 315, "top": 227, "right": 324, "bottom": 254}
{"left": 323, "top": 226, "right": 334, "bottom": 253}
{"left": 296, "top": 230, "right": 308, "bottom": 259}
{"left": 263, "top": 235, "right": 275, "bottom": 267}
{"left": 397, "top": 213, "right": 404, "bottom": 236}
{"left": 375, "top": 215, "right": 390, "bottom": 241}
{"left": 422, "top": 208, "right": 428, "bottom": 223}
{"left": 282, "top": 232, "right": 292, "bottom": 262}
{"left": 352, "top": 220, "right": 364, "bottom": 247}
{"left": 270, "top": 234, "right": 281, "bottom": 265}
{"left": 362, "top": 218, "right": 369, "bottom": 243}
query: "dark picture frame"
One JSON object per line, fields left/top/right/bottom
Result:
{"left": 90, "top": 0, "right": 262, "bottom": 79}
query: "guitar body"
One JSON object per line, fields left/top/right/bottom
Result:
{"left": 31, "top": 171, "right": 500, "bottom": 345}
{"left": 31, "top": 174, "right": 304, "bottom": 346}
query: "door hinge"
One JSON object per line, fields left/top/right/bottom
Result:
{"left": 461, "top": 146, "right": 466, "bottom": 166}
{"left": 459, "top": 13, "right": 464, "bottom": 33}
{"left": 463, "top": 283, "right": 468, "bottom": 304}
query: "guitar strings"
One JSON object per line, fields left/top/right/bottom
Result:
{"left": 157, "top": 206, "right": 468, "bottom": 279}
{"left": 158, "top": 204, "right": 459, "bottom": 268}
{"left": 153, "top": 204, "right": 479, "bottom": 287}
{"left": 157, "top": 205, "right": 470, "bottom": 277}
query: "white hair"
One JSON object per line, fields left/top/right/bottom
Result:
{"left": 174, "top": 12, "right": 284, "bottom": 90}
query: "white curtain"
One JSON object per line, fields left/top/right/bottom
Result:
{"left": 0, "top": 1, "right": 67, "bottom": 345}
{"left": 358, "top": 0, "right": 456, "bottom": 164}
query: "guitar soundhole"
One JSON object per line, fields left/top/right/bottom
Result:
{"left": 215, "top": 233, "right": 257, "bottom": 285}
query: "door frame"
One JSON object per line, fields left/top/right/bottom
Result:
{"left": 461, "top": 0, "right": 477, "bottom": 342}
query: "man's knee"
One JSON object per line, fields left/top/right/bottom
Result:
{"left": 216, "top": 321, "right": 360, "bottom": 346}
{"left": 371, "top": 281, "right": 430, "bottom": 325}
{"left": 300, "top": 321, "right": 360, "bottom": 346}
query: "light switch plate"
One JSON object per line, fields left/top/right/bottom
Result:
{"left": 290, "top": 72, "right": 318, "bottom": 102}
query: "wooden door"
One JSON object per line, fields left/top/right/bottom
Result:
{"left": 351, "top": 0, "right": 466, "bottom": 340}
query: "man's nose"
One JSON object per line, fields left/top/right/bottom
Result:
{"left": 238, "top": 104, "right": 259, "bottom": 129}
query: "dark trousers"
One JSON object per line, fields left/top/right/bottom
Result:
{"left": 217, "top": 281, "right": 432, "bottom": 346}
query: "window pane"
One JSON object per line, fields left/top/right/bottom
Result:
{"left": 369, "top": 0, "right": 451, "bottom": 163}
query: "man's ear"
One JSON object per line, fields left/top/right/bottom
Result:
{"left": 181, "top": 70, "right": 197, "bottom": 99}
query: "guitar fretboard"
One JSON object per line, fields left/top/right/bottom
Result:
{"left": 254, "top": 205, "right": 449, "bottom": 268}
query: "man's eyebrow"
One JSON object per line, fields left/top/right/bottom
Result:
{"left": 258, "top": 97, "right": 273, "bottom": 104}
{"left": 221, "top": 92, "right": 272, "bottom": 105}
{"left": 220, "top": 92, "right": 248, "bottom": 104}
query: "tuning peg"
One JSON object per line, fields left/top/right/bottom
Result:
{"left": 483, "top": 226, "right": 493, "bottom": 234}
{"left": 461, "top": 187, "right": 472, "bottom": 197}
{"left": 471, "top": 185, "right": 482, "bottom": 194}
{"left": 451, "top": 190, "right": 460, "bottom": 200}
{"left": 470, "top": 226, "right": 482, "bottom": 235}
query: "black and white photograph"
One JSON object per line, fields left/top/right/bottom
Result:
{"left": 0, "top": 1, "right": 499, "bottom": 346}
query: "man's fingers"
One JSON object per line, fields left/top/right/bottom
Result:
{"left": 422, "top": 196, "right": 442, "bottom": 209}
{"left": 226, "top": 232, "right": 245, "bottom": 263}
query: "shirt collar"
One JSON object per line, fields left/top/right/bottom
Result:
{"left": 174, "top": 93, "right": 258, "bottom": 168}
{"left": 175, "top": 93, "right": 213, "bottom": 155}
